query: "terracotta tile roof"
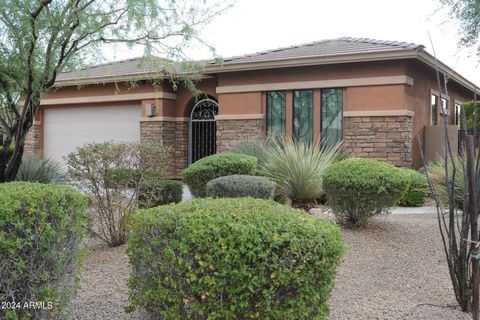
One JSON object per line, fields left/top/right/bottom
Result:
{"left": 217, "top": 37, "right": 423, "bottom": 65}
{"left": 56, "top": 56, "right": 173, "bottom": 82}
{"left": 55, "top": 37, "right": 424, "bottom": 84}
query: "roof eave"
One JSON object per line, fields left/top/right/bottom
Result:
{"left": 416, "top": 51, "right": 480, "bottom": 93}
{"left": 53, "top": 72, "right": 214, "bottom": 88}
{"left": 203, "top": 50, "right": 420, "bottom": 73}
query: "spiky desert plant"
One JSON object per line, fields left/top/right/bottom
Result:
{"left": 426, "top": 156, "right": 465, "bottom": 210}
{"left": 260, "top": 138, "right": 342, "bottom": 210}
{"left": 16, "top": 156, "right": 68, "bottom": 184}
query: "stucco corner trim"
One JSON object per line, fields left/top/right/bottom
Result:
{"left": 343, "top": 110, "right": 414, "bottom": 117}
{"left": 40, "top": 91, "right": 177, "bottom": 106}
{"left": 216, "top": 76, "right": 414, "bottom": 94}
{"left": 216, "top": 114, "right": 264, "bottom": 120}
{"left": 140, "top": 116, "right": 188, "bottom": 122}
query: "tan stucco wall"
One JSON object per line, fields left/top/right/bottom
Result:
{"left": 216, "top": 60, "right": 408, "bottom": 86}
{"left": 405, "top": 60, "right": 474, "bottom": 167}
{"left": 36, "top": 58, "right": 478, "bottom": 171}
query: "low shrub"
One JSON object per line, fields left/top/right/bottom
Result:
{"left": 104, "top": 168, "right": 142, "bottom": 189}
{"left": 323, "top": 158, "right": 408, "bottom": 227}
{"left": 182, "top": 153, "right": 257, "bottom": 197}
{"left": 16, "top": 156, "right": 68, "bottom": 184}
{"left": 426, "top": 157, "right": 465, "bottom": 210}
{"left": 127, "top": 198, "right": 344, "bottom": 319}
{"left": 67, "top": 141, "right": 168, "bottom": 246}
{"left": 260, "top": 137, "right": 342, "bottom": 209}
{"left": 206, "top": 174, "right": 275, "bottom": 199}
{"left": 397, "top": 169, "right": 429, "bottom": 207}
{"left": 230, "top": 138, "right": 269, "bottom": 174}
{"left": 138, "top": 177, "right": 183, "bottom": 208}
{"left": 0, "top": 182, "right": 88, "bottom": 320}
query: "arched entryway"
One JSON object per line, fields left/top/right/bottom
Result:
{"left": 188, "top": 98, "right": 219, "bottom": 164}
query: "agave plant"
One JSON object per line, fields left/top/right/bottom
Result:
{"left": 16, "top": 156, "right": 68, "bottom": 184}
{"left": 426, "top": 156, "right": 465, "bottom": 210}
{"left": 259, "top": 138, "right": 342, "bottom": 210}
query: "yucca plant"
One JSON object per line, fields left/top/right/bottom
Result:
{"left": 426, "top": 156, "right": 465, "bottom": 210}
{"left": 16, "top": 156, "right": 68, "bottom": 184}
{"left": 259, "top": 138, "right": 342, "bottom": 210}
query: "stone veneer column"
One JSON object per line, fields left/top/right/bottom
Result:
{"left": 24, "top": 122, "right": 42, "bottom": 156}
{"left": 140, "top": 120, "right": 188, "bottom": 179}
{"left": 343, "top": 115, "right": 413, "bottom": 167}
{"left": 216, "top": 119, "right": 265, "bottom": 152}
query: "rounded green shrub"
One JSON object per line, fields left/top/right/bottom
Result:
{"left": 105, "top": 168, "right": 142, "bottom": 188}
{"left": 323, "top": 157, "right": 408, "bottom": 227}
{"left": 182, "top": 153, "right": 257, "bottom": 197}
{"left": 206, "top": 174, "right": 275, "bottom": 199}
{"left": 397, "top": 169, "right": 429, "bottom": 207}
{"left": 138, "top": 177, "right": 183, "bottom": 208}
{"left": 0, "top": 182, "right": 89, "bottom": 320}
{"left": 127, "top": 198, "right": 344, "bottom": 319}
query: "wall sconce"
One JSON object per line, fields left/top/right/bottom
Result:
{"left": 145, "top": 104, "right": 156, "bottom": 117}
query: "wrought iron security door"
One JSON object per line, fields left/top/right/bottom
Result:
{"left": 188, "top": 99, "right": 219, "bottom": 164}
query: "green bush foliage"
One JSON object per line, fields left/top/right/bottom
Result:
{"left": 229, "top": 138, "right": 269, "bottom": 174}
{"left": 127, "top": 198, "right": 344, "bottom": 319}
{"left": 260, "top": 138, "right": 342, "bottom": 209}
{"left": 397, "top": 169, "right": 429, "bottom": 207}
{"left": 426, "top": 156, "right": 465, "bottom": 209}
{"left": 67, "top": 141, "right": 168, "bottom": 246}
{"left": 104, "top": 168, "right": 142, "bottom": 189}
{"left": 0, "top": 182, "right": 88, "bottom": 320}
{"left": 138, "top": 177, "right": 183, "bottom": 208}
{"left": 182, "top": 153, "right": 257, "bottom": 197}
{"left": 206, "top": 174, "right": 275, "bottom": 199}
{"left": 16, "top": 156, "right": 68, "bottom": 184}
{"left": 323, "top": 158, "right": 408, "bottom": 227}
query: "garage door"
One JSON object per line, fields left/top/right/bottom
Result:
{"left": 43, "top": 105, "right": 141, "bottom": 166}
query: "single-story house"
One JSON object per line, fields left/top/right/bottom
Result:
{"left": 26, "top": 37, "right": 478, "bottom": 178}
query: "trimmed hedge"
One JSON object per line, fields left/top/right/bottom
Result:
{"left": 182, "top": 153, "right": 257, "bottom": 197}
{"left": 397, "top": 169, "right": 429, "bottom": 207}
{"left": 138, "top": 177, "right": 183, "bottom": 208}
{"left": 127, "top": 198, "right": 344, "bottom": 319}
{"left": 206, "top": 174, "right": 275, "bottom": 200}
{"left": 0, "top": 182, "right": 89, "bottom": 320}
{"left": 323, "top": 158, "right": 408, "bottom": 227}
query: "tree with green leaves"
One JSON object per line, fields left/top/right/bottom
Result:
{"left": 440, "top": 0, "right": 480, "bottom": 54}
{"left": 0, "top": 0, "right": 229, "bottom": 182}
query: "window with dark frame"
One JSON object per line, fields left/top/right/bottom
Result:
{"left": 266, "top": 91, "right": 286, "bottom": 137}
{"left": 321, "top": 88, "right": 343, "bottom": 147}
{"left": 292, "top": 90, "right": 314, "bottom": 145}
{"left": 441, "top": 97, "right": 449, "bottom": 116}
{"left": 455, "top": 103, "right": 462, "bottom": 126}
{"left": 431, "top": 94, "right": 438, "bottom": 125}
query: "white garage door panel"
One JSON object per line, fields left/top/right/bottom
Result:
{"left": 44, "top": 106, "right": 140, "bottom": 165}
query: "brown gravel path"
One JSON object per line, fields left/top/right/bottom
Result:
{"left": 69, "top": 212, "right": 472, "bottom": 320}
{"left": 328, "top": 213, "right": 470, "bottom": 320}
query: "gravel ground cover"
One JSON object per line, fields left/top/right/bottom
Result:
{"left": 70, "top": 212, "right": 471, "bottom": 320}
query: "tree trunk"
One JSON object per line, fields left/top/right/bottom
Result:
{"left": 466, "top": 135, "right": 479, "bottom": 320}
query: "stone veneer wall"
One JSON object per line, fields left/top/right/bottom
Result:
{"left": 24, "top": 123, "right": 41, "bottom": 156}
{"left": 140, "top": 120, "right": 188, "bottom": 179}
{"left": 216, "top": 119, "right": 265, "bottom": 152}
{"left": 343, "top": 115, "right": 413, "bottom": 167}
